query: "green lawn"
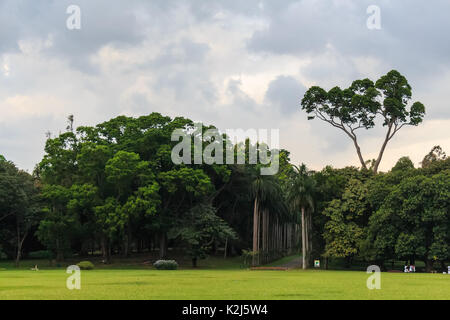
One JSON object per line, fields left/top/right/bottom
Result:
{"left": 1, "top": 257, "right": 449, "bottom": 300}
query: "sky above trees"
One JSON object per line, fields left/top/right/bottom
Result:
{"left": 1, "top": 0, "right": 449, "bottom": 171}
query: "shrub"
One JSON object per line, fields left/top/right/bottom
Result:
{"left": 77, "top": 261, "right": 95, "bottom": 270}
{"left": 153, "top": 260, "right": 178, "bottom": 270}
{"left": 28, "top": 250, "right": 54, "bottom": 260}
{"left": 0, "top": 250, "right": 7, "bottom": 260}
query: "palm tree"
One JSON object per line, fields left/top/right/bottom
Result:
{"left": 250, "top": 173, "right": 287, "bottom": 265}
{"left": 287, "top": 164, "right": 316, "bottom": 269}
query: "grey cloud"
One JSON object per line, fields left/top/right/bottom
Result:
{"left": 265, "top": 75, "right": 305, "bottom": 114}
{"left": 226, "top": 79, "right": 259, "bottom": 114}
{"left": 1, "top": 0, "right": 449, "bottom": 172}
{"left": 247, "top": 0, "right": 450, "bottom": 65}
{"left": 246, "top": 0, "right": 450, "bottom": 119}
{"left": 153, "top": 38, "right": 211, "bottom": 67}
{"left": 0, "top": 0, "right": 147, "bottom": 71}
{"left": 0, "top": 115, "right": 61, "bottom": 171}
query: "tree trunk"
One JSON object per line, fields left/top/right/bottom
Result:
{"left": 159, "top": 232, "right": 167, "bottom": 259}
{"left": 106, "top": 241, "right": 112, "bottom": 263}
{"left": 425, "top": 259, "right": 433, "bottom": 273}
{"left": 261, "top": 210, "right": 266, "bottom": 264}
{"left": 301, "top": 207, "right": 306, "bottom": 270}
{"left": 124, "top": 226, "right": 132, "bottom": 257}
{"left": 252, "top": 197, "right": 259, "bottom": 266}
{"left": 308, "top": 211, "right": 313, "bottom": 264}
{"left": 352, "top": 138, "right": 367, "bottom": 170}
{"left": 305, "top": 211, "right": 309, "bottom": 267}
{"left": 56, "top": 238, "right": 64, "bottom": 262}
{"left": 224, "top": 238, "right": 228, "bottom": 259}
{"left": 373, "top": 123, "right": 394, "bottom": 173}
{"left": 15, "top": 223, "right": 27, "bottom": 267}
{"left": 192, "top": 257, "right": 198, "bottom": 268}
{"left": 101, "top": 236, "right": 106, "bottom": 260}
{"left": 123, "top": 236, "right": 129, "bottom": 257}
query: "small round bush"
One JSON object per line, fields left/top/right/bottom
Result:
{"left": 77, "top": 261, "right": 95, "bottom": 270}
{"left": 153, "top": 260, "right": 178, "bottom": 270}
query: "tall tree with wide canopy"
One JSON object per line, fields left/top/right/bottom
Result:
{"left": 301, "top": 70, "right": 425, "bottom": 173}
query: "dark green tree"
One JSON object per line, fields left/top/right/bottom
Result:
{"left": 169, "top": 204, "right": 236, "bottom": 267}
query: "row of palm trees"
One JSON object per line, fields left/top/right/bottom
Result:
{"left": 251, "top": 164, "right": 316, "bottom": 269}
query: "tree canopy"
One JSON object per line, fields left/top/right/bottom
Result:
{"left": 301, "top": 70, "right": 425, "bottom": 173}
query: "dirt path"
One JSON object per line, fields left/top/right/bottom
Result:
{"left": 277, "top": 256, "right": 303, "bottom": 269}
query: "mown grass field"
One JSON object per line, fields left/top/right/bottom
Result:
{"left": 1, "top": 255, "right": 449, "bottom": 300}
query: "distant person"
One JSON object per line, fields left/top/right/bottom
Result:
{"left": 404, "top": 265, "right": 409, "bottom": 273}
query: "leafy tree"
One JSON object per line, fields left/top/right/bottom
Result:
{"left": 0, "top": 160, "right": 41, "bottom": 265}
{"left": 323, "top": 179, "right": 369, "bottom": 267}
{"left": 157, "top": 167, "right": 214, "bottom": 258}
{"left": 67, "top": 184, "right": 100, "bottom": 256}
{"left": 301, "top": 70, "right": 425, "bottom": 173}
{"left": 36, "top": 185, "right": 73, "bottom": 261}
{"left": 367, "top": 171, "right": 449, "bottom": 271}
{"left": 93, "top": 197, "right": 123, "bottom": 262}
{"left": 391, "top": 156, "right": 415, "bottom": 172}
{"left": 169, "top": 204, "right": 236, "bottom": 267}
{"left": 421, "top": 146, "right": 447, "bottom": 168}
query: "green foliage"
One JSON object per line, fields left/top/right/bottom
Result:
{"left": 169, "top": 204, "right": 237, "bottom": 265}
{"left": 0, "top": 160, "right": 42, "bottom": 264}
{"left": 77, "top": 261, "right": 95, "bottom": 270}
{"left": 241, "top": 249, "right": 259, "bottom": 267}
{"left": 323, "top": 179, "right": 369, "bottom": 259}
{"left": 365, "top": 169, "right": 450, "bottom": 268}
{"left": 153, "top": 260, "right": 178, "bottom": 270}
{"left": 421, "top": 146, "right": 447, "bottom": 168}
{"left": 36, "top": 185, "right": 75, "bottom": 261}
{"left": 28, "top": 250, "right": 54, "bottom": 260}
{"left": 286, "top": 164, "right": 316, "bottom": 219}
{"left": 2, "top": 110, "right": 446, "bottom": 273}
{"left": 391, "top": 157, "right": 415, "bottom": 172}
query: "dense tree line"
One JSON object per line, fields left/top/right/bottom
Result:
{"left": 1, "top": 112, "right": 447, "bottom": 271}
{"left": 311, "top": 153, "right": 449, "bottom": 271}
{"left": 0, "top": 114, "right": 301, "bottom": 267}
{"left": 0, "top": 71, "right": 448, "bottom": 271}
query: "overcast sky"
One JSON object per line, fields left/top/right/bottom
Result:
{"left": 1, "top": 0, "right": 449, "bottom": 172}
